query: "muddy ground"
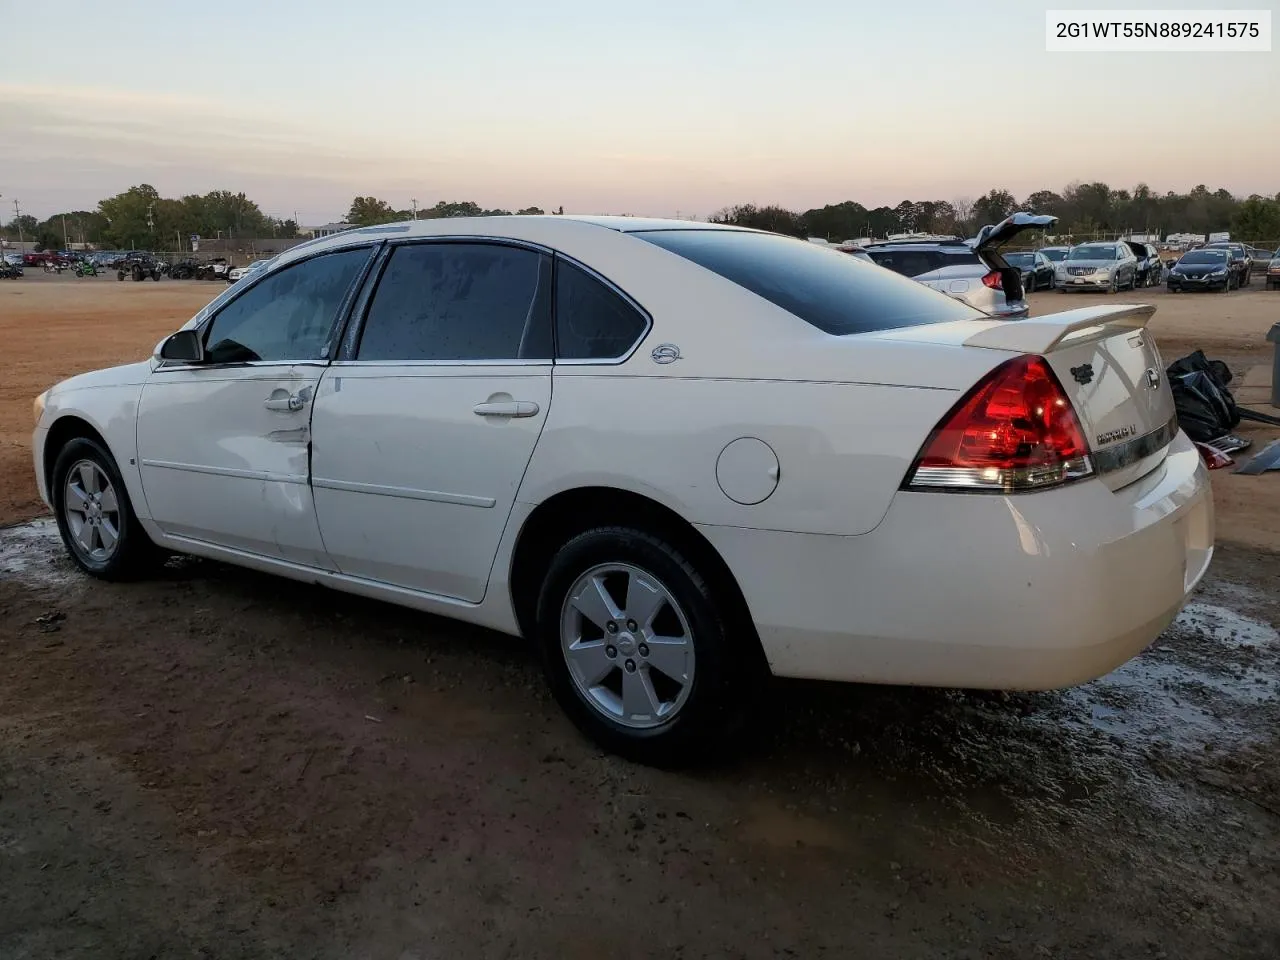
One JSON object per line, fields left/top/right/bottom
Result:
{"left": 2, "top": 271, "right": 1280, "bottom": 958}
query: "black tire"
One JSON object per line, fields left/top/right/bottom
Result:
{"left": 117, "top": 270, "right": 125, "bottom": 281}
{"left": 535, "top": 526, "right": 752, "bottom": 765}
{"left": 51, "top": 437, "right": 161, "bottom": 581}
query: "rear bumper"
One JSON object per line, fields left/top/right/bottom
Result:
{"left": 700, "top": 430, "right": 1213, "bottom": 690}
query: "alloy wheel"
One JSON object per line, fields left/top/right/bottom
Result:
{"left": 560, "top": 563, "right": 695, "bottom": 729}
{"left": 63, "top": 460, "right": 121, "bottom": 563}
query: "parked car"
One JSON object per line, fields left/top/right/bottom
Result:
{"left": 1125, "top": 242, "right": 1164, "bottom": 287}
{"left": 1265, "top": 249, "right": 1280, "bottom": 290}
{"left": 1038, "top": 246, "right": 1071, "bottom": 265}
{"left": 30, "top": 216, "right": 1214, "bottom": 763}
{"left": 864, "top": 212, "right": 1057, "bottom": 318}
{"left": 1056, "top": 242, "right": 1139, "bottom": 293}
{"left": 227, "top": 259, "right": 271, "bottom": 283}
{"left": 833, "top": 243, "right": 873, "bottom": 263}
{"left": 1166, "top": 248, "right": 1234, "bottom": 292}
{"left": 1003, "top": 251, "right": 1055, "bottom": 291}
{"left": 1203, "top": 242, "right": 1252, "bottom": 287}
{"left": 1247, "top": 246, "right": 1272, "bottom": 272}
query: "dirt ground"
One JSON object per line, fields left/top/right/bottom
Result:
{"left": 2, "top": 271, "right": 1280, "bottom": 958}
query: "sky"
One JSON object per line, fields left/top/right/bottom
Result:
{"left": 1, "top": 0, "right": 1276, "bottom": 224}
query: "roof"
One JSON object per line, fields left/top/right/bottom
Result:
{"left": 272, "top": 215, "right": 751, "bottom": 267}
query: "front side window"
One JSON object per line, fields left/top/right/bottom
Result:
{"left": 555, "top": 259, "right": 649, "bottom": 360}
{"left": 357, "top": 243, "right": 552, "bottom": 361}
{"left": 203, "top": 248, "right": 371, "bottom": 363}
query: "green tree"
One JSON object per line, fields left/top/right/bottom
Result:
{"left": 971, "top": 189, "right": 1017, "bottom": 228}
{"left": 1232, "top": 196, "right": 1280, "bottom": 241}
{"left": 98, "top": 184, "right": 162, "bottom": 248}
{"left": 516, "top": 206, "right": 545, "bottom": 215}
{"left": 347, "top": 196, "right": 398, "bottom": 226}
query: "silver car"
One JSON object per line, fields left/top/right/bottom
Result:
{"left": 864, "top": 212, "right": 1057, "bottom": 318}
{"left": 1056, "top": 242, "right": 1139, "bottom": 293}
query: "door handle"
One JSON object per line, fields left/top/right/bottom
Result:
{"left": 473, "top": 400, "right": 540, "bottom": 418}
{"left": 264, "top": 394, "right": 307, "bottom": 412}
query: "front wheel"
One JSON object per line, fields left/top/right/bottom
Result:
{"left": 52, "top": 437, "right": 160, "bottom": 580}
{"left": 536, "top": 527, "right": 751, "bottom": 765}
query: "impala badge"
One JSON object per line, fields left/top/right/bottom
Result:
{"left": 1096, "top": 424, "right": 1138, "bottom": 445}
{"left": 651, "top": 343, "right": 682, "bottom": 364}
{"left": 1145, "top": 367, "right": 1161, "bottom": 389}
{"left": 1070, "top": 363, "right": 1094, "bottom": 385}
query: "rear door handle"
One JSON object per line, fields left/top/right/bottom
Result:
{"left": 473, "top": 400, "right": 540, "bottom": 418}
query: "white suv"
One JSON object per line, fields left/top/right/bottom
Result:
{"left": 864, "top": 213, "right": 1057, "bottom": 319}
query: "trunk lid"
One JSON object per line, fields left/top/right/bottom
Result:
{"left": 875, "top": 303, "right": 1178, "bottom": 490}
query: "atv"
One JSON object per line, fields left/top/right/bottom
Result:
{"left": 197, "top": 257, "right": 230, "bottom": 281}
{"left": 74, "top": 261, "right": 99, "bottom": 277}
{"left": 169, "top": 257, "right": 200, "bottom": 280}
{"left": 116, "top": 256, "right": 161, "bottom": 282}
{"left": 0, "top": 261, "right": 23, "bottom": 279}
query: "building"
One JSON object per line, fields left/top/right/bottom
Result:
{"left": 305, "top": 222, "right": 357, "bottom": 239}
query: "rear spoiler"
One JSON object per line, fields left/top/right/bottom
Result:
{"left": 963, "top": 304, "right": 1155, "bottom": 355}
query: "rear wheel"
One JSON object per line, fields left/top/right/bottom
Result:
{"left": 52, "top": 437, "right": 160, "bottom": 580}
{"left": 536, "top": 526, "right": 751, "bottom": 765}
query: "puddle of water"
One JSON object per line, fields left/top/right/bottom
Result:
{"left": 0, "top": 519, "right": 77, "bottom": 585}
{"left": 1062, "top": 593, "right": 1280, "bottom": 752}
{"left": 1173, "top": 601, "right": 1278, "bottom": 649}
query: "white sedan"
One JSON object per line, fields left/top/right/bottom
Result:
{"left": 31, "top": 216, "right": 1214, "bottom": 764}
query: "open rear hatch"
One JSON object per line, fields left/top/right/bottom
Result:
{"left": 962, "top": 304, "right": 1178, "bottom": 489}
{"left": 970, "top": 212, "right": 1059, "bottom": 307}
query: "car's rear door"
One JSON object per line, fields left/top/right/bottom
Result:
{"left": 309, "top": 240, "right": 553, "bottom": 603}
{"left": 135, "top": 246, "right": 375, "bottom": 566}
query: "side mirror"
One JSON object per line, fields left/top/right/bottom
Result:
{"left": 159, "top": 329, "right": 205, "bottom": 364}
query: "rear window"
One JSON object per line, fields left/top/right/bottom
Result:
{"left": 635, "top": 230, "right": 981, "bottom": 335}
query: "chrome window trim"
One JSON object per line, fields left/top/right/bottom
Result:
{"left": 152, "top": 360, "right": 331, "bottom": 374}
{"left": 328, "top": 359, "right": 552, "bottom": 369}
{"left": 1092, "top": 415, "right": 1180, "bottom": 476}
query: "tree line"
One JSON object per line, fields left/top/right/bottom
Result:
{"left": 4, "top": 181, "right": 1279, "bottom": 252}
{"left": 712, "top": 183, "right": 1280, "bottom": 243}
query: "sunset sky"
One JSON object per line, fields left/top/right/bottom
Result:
{"left": 2, "top": 0, "right": 1276, "bottom": 224}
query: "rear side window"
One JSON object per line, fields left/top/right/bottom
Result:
{"left": 357, "top": 243, "right": 552, "bottom": 361}
{"left": 636, "top": 230, "right": 982, "bottom": 335}
{"left": 555, "top": 259, "right": 649, "bottom": 360}
{"left": 866, "top": 250, "right": 940, "bottom": 277}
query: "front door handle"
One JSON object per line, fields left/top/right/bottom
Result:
{"left": 473, "top": 400, "right": 540, "bottom": 418}
{"left": 264, "top": 390, "right": 308, "bottom": 412}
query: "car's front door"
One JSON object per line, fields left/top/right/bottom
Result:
{"left": 309, "top": 240, "right": 554, "bottom": 602}
{"left": 135, "top": 246, "right": 374, "bottom": 566}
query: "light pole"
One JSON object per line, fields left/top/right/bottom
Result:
{"left": 412, "top": 198, "right": 418, "bottom": 220}
{"left": 12, "top": 199, "right": 25, "bottom": 252}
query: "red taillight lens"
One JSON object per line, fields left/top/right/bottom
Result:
{"left": 905, "top": 355, "right": 1094, "bottom": 492}
{"left": 981, "top": 270, "right": 1003, "bottom": 290}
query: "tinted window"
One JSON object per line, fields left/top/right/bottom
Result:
{"left": 1068, "top": 245, "right": 1118, "bottom": 260}
{"left": 1041, "top": 249, "right": 1068, "bottom": 261}
{"left": 203, "top": 248, "right": 370, "bottom": 363}
{"left": 637, "top": 230, "right": 981, "bottom": 335}
{"left": 357, "top": 243, "right": 551, "bottom": 361}
{"left": 865, "top": 250, "right": 940, "bottom": 277}
{"left": 555, "top": 259, "right": 648, "bottom": 359}
{"left": 1180, "top": 251, "right": 1228, "bottom": 264}
{"left": 1005, "top": 252, "right": 1034, "bottom": 266}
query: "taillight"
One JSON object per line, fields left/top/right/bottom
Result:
{"left": 904, "top": 355, "right": 1094, "bottom": 492}
{"left": 981, "top": 270, "right": 1003, "bottom": 290}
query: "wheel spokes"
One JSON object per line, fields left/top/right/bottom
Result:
{"left": 565, "top": 639, "right": 614, "bottom": 687}
{"left": 97, "top": 518, "right": 119, "bottom": 553}
{"left": 624, "top": 573, "right": 665, "bottom": 631}
{"left": 65, "top": 483, "right": 90, "bottom": 513}
{"left": 571, "top": 574, "right": 622, "bottom": 631}
{"left": 98, "top": 484, "right": 118, "bottom": 513}
{"left": 621, "top": 665, "right": 662, "bottom": 720}
{"left": 75, "top": 519, "right": 97, "bottom": 553}
{"left": 642, "top": 635, "right": 691, "bottom": 683}
{"left": 78, "top": 462, "right": 99, "bottom": 494}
